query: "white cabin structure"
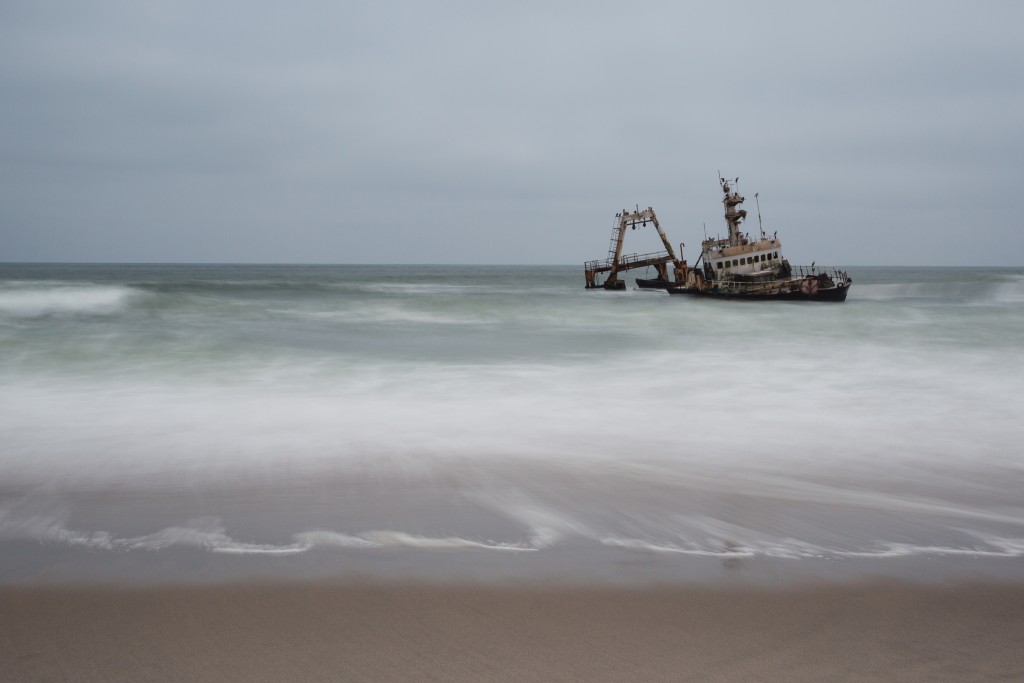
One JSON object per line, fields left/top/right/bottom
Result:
{"left": 701, "top": 178, "right": 787, "bottom": 280}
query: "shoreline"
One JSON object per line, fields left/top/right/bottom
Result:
{"left": 6, "top": 538, "right": 1024, "bottom": 589}
{"left": 4, "top": 579, "right": 1024, "bottom": 682}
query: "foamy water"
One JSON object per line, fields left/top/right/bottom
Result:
{"left": 1, "top": 264, "right": 1023, "bottom": 582}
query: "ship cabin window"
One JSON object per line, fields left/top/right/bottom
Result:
{"left": 760, "top": 254, "right": 766, "bottom": 262}
{"left": 732, "top": 259, "right": 739, "bottom": 267}
{"left": 716, "top": 262, "right": 724, "bottom": 269}
{"left": 747, "top": 257, "right": 753, "bottom": 264}
{"left": 773, "top": 252, "right": 778, "bottom": 258}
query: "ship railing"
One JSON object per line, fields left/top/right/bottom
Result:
{"left": 792, "top": 265, "right": 851, "bottom": 281}
{"left": 585, "top": 250, "right": 673, "bottom": 273}
{"left": 618, "top": 250, "right": 673, "bottom": 268}
{"left": 715, "top": 265, "right": 851, "bottom": 292}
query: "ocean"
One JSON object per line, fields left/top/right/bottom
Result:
{"left": 1, "top": 263, "right": 1023, "bottom": 584}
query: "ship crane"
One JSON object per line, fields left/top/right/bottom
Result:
{"left": 583, "top": 207, "right": 687, "bottom": 289}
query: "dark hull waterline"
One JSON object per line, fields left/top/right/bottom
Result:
{"left": 668, "top": 284, "right": 850, "bottom": 302}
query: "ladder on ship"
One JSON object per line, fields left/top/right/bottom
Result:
{"left": 606, "top": 214, "right": 627, "bottom": 264}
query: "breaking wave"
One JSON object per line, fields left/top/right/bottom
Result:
{"left": 3, "top": 498, "right": 1022, "bottom": 562}
{"left": 0, "top": 283, "right": 141, "bottom": 318}
{"left": 853, "top": 273, "right": 1024, "bottom": 305}
{"left": 992, "top": 274, "right": 1024, "bottom": 304}
{"left": 597, "top": 534, "right": 1024, "bottom": 560}
{"left": 0, "top": 508, "right": 532, "bottom": 556}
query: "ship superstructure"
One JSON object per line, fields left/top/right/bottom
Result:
{"left": 701, "top": 177, "right": 786, "bottom": 280}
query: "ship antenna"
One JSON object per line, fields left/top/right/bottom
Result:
{"left": 755, "top": 192, "right": 764, "bottom": 238}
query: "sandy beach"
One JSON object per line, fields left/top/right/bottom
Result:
{"left": 3, "top": 580, "right": 1023, "bottom": 682}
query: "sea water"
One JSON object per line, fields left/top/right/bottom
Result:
{"left": 1, "top": 263, "right": 1023, "bottom": 583}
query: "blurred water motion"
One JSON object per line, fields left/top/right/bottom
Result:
{"left": 1, "top": 264, "right": 1023, "bottom": 581}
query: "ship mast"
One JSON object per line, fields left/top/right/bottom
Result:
{"left": 720, "top": 177, "right": 748, "bottom": 247}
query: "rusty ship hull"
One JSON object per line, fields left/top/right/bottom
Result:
{"left": 668, "top": 276, "right": 850, "bottom": 302}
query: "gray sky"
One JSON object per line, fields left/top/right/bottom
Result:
{"left": 2, "top": 1, "right": 1021, "bottom": 265}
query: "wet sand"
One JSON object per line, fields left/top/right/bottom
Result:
{"left": 3, "top": 581, "right": 1023, "bottom": 682}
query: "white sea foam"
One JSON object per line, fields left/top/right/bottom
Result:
{"left": 0, "top": 284, "right": 139, "bottom": 318}
{"left": 270, "top": 304, "right": 491, "bottom": 326}
{"left": 116, "top": 519, "right": 303, "bottom": 555}
{"left": 476, "top": 497, "right": 595, "bottom": 549}
{"left": 0, "top": 505, "right": 531, "bottom": 556}
{"left": 853, "top": 276, "right": 1024, "bottom": 306}
{"left": 0, "top": 508, "right": 116, "bottom": 549}
{"left": 852, "top": 283, "right": 939, "bottom": 301}
{"left": 358, "top": 283, "right": 478, "bottom": 295}
{"left": 357, "top": 531, "right": 529, "bottom": 551}
{"left": 3, "top": 501, "right": 1021, "bottom": 561}
{"left": 1, "top": 338, "right": 1020, "bottom": 497}
{"left": 600, "top": 537, "right": 757, "bottom": 557}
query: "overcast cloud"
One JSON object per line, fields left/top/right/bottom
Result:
{"left": 1, "top": 1, "right": 1021, "bottom": 265}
